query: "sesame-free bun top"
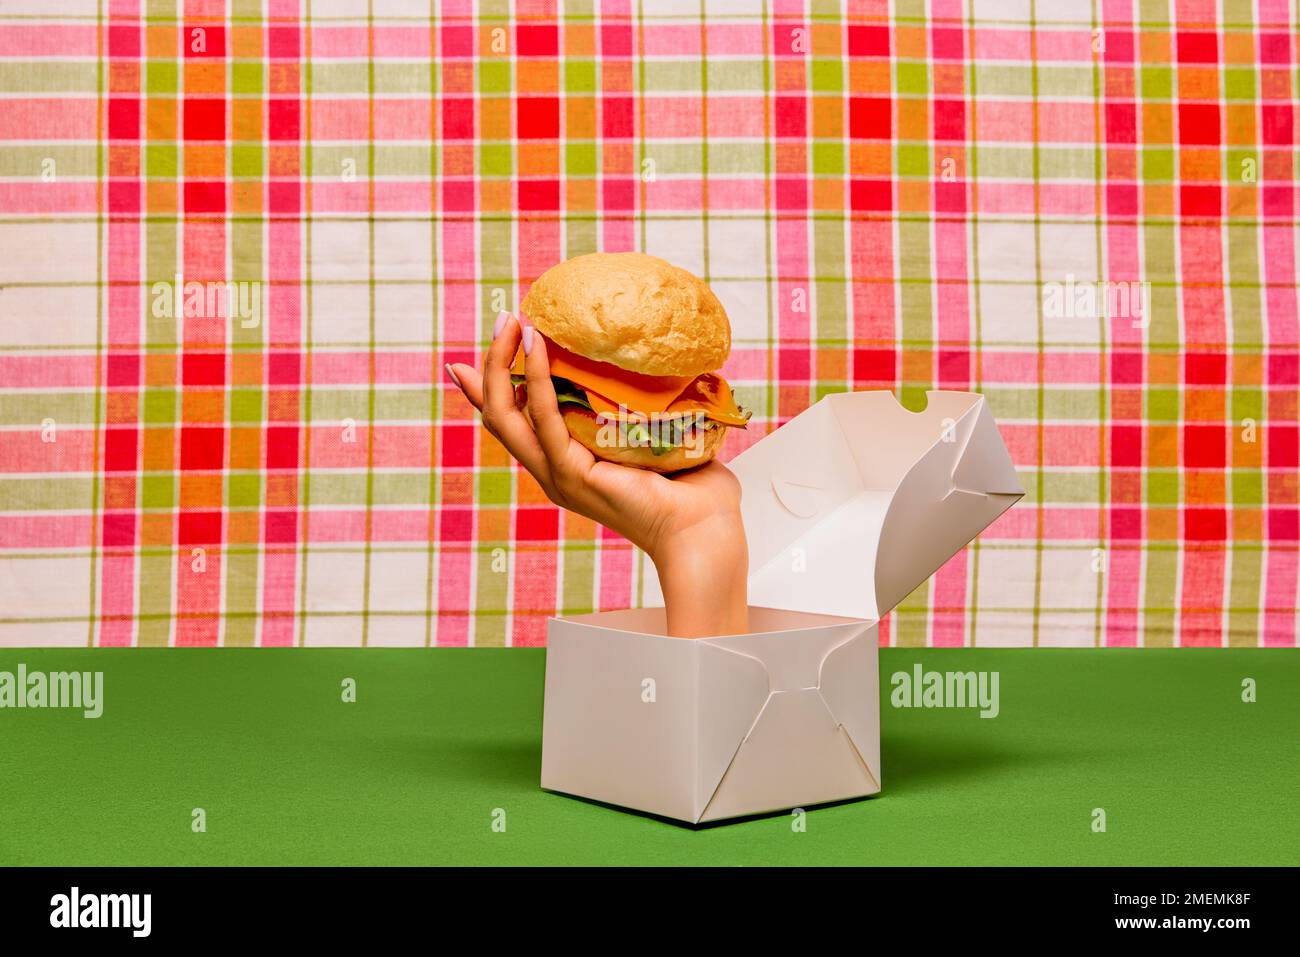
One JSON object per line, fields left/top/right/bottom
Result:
{"left": 520, "top": 252, "right": 731, "bottom": 378}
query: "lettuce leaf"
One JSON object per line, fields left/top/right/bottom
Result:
{"left": 510, "top": 374, "right": 593, "bottom": 410}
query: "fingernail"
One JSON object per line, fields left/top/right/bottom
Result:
{"left": 493, "top": 311, "right": 510, "bottom": 339}
{"left": 444, "top": 363, "right": 462, "bottom": 389}
{"left": 522, "top": 325, "right": 535, "bottom": 356}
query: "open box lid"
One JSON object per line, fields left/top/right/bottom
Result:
{"left": 639, "top": 390, "right": 1023, "bottom": 621}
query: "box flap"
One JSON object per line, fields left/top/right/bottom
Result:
{"left": 865, "top": 394, "right": 1023, "bottom": 616}
{"left": 692, "top": 621, "right": 876, "bottom": 821}
{"left": 723, "top": 390, "right": 1023, "bottom": 620}
{"left": 697, "top": 691, "right": 878, "bottom": 823}
{"left": 693, "top": 643, "right": 773, "bottom": 820}
{"left": 818, "top": 631, "right": 881, "bottom": 786}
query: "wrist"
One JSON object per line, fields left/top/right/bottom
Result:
{"left": 650, "top": 512, "right": 750, "bottom": 638}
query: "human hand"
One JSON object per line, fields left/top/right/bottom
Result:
{"left": 446, "top": 312, "right": 749, "bottom": 638}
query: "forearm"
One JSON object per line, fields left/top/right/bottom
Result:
{"left": 650, "top": 514, "right": 750, "bottom": 639}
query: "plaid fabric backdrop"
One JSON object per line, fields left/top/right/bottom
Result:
{"left": 0, "top": 0, "right": 1296, "bottom": 648}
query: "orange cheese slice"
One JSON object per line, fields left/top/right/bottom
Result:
{"left": 586, "top": 373, "right": 750, "bottom": 427}
{"left": 511, "top": 336, "right": 694, "bottom": 411}
{"left": 512, "top": 334, "right": 749, "bottom": 427}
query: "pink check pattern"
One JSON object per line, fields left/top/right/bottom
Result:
{"left": 0, "top": 0, "right": 1296, "bottom": 648}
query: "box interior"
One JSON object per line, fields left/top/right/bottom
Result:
{"left": 560, "top": 604, "right": 869, "bottom": 638}
{"left": 736, "top": 391, "right": 991, "bottom": 620}
{"left": 634, "top": 390, "right": 1014, "bottom": 622}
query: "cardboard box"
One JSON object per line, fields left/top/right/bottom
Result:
{"left": 540, "top": 391, "right": 1024, "bottom": 823}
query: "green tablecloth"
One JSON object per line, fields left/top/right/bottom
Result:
{"left": 1, "top": 649, "right": 1294, "bottom": 866}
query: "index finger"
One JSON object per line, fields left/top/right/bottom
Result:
{"left": 522, "top": 328, "right": 579, "bottom": 463}
{"left": 482, "top": 311, "right": 522, "bottom": 419}
{"left": 452, "top": 313, "right": 554, "bottom": 486}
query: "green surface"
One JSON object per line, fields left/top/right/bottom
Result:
{"left": 0, "top": 649, "right": 1295, "bottom": 866}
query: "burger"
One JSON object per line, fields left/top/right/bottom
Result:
{"left": 511, "top": 252, "right": 750, "bottom": 473}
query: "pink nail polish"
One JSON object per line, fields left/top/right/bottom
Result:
{"left": 444, "top": 363, "right": 462, "bottom": 389}
{"left": 522, "top": 325, "right": 535, "bottom": 356}
{"left": 493, "top": 311, "right": 510, "bottom": 338}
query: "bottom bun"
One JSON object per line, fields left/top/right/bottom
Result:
{"left": 559, "top": 404, "right": 726, "bottom": 474}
